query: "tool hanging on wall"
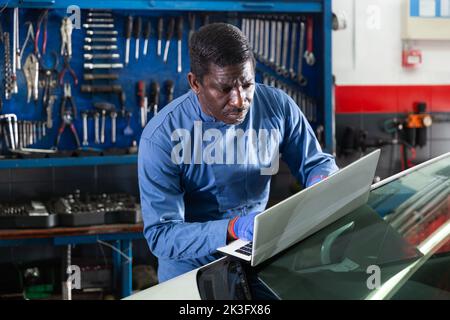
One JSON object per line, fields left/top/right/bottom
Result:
{"left": 163, "top": 18, "right": 175, "bottom": 63}
{"left": 40, "top": 52, "right": 59, "bottom": 128}
{"left": 137, "top": 80, "right": 147, "bottom": 128}
{"left": 23, "top": 53, "right": 40, "bottom": 103}
{"left": 3, "top": 32, "right": 15, "bottom": 100}
{"left": 304, "top": 15, "right": 315, "bottom": 66}
{"left": 157, "top": 17, "right": 163, "bottom": 57}
{"left": 11, "top": 8, "right": 18, "bottom": 94}
{"left": 134, "top": 16, "right": 142, "bottom": 60}
{"left": 55, "top": 83, "right": 80, "bottom": 149}
{"left": 149, "top": 81, "right": 160, "bottom": 117}
{"left": 297, "top": 20, "right": 307, "bottom": 85}
{"left": 35, "top": 9, "right": 49, "bottom": 57}
{"left": 143, "top": 19, "right": 151, "bottom": 56}
{"left": 60, "top": 17, "right": 73, "bottom": 57}
{"left": 165, "top": 80, "right": 174, "bottom": 104}
{"left": 188, "top": 13, "right": 196, "bottom": 43}
{"left": 59, "top": 55, "right": 78, "bottom": 86}
{"left": 124, "top": 15, "right": 133, "bottom": 65}
{"left": 177, "top": 17, "right": 183, "bottom": 73}
{"left": 94, "top": 102, "right": 115, "bottom": 144}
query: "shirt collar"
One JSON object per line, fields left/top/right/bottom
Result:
{"left": 190, "top": 89, "right": 218, "bottom": 123}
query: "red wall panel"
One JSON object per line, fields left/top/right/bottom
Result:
{"left": 336, "top": 85, "right": 450, "bottom": 113}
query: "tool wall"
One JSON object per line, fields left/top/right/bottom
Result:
{"left": 0, "top": 0, "right": 333, "bottom": 167}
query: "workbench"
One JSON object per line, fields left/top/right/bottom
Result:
{"left": 0, "top": 223, "right": 144, "bottom": 299}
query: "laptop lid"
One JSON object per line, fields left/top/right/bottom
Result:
{"left": 251, "top": 149, "right": 380, "bottom": 266}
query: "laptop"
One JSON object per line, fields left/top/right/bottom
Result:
{"left": 217, "top": 149, "right": 381, "bottom": 267}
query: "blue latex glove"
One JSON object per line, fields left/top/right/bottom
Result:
{"left": 231, "top": 211, "right": 260, "bottom": 241}
{"left": 306, "top": 174, "right": 328, "bottom": 187}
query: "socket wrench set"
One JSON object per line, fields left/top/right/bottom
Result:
{"left": 0, "top": 191, "right": 141, "bottom": 229}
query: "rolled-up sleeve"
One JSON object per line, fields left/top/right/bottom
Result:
{"left": 279, "top": 93, "right": 339, "bottom": 187}
{"left": 138, "top": 138, "right": 229, "bottom": 260}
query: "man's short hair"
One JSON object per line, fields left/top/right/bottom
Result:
{"left": 189, "top": 23, "right": 255, "bottom": 83}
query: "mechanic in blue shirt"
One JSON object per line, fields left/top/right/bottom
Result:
{"left": 138, "top": 23, "right": 338, "bottom": 283}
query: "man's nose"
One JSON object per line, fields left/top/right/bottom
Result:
{"left": 229, "top": 86, "right": 244, "bottom": 109}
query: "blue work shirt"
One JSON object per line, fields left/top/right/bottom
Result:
{"left": 138, "top": 83, "right": 338, "bottom": 282}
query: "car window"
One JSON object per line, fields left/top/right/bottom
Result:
{"left": 252, "top": 154, "right": 450, "bottom": 300}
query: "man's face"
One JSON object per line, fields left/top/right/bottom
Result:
{"left": 189, "top": 60, "right": 255, "bottom": 125}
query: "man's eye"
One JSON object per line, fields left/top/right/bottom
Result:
{"left": 221, "top": 87, "right": 232, "bottom": 93}
{"left": 243, "top": 83, "right": 254, "bottom": 89}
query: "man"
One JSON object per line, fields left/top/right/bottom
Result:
{"left": 138, "top": 23, "right": 338, "bottom": 283}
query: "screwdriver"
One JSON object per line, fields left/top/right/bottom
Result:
{"left": 143, "top": 19, "right": 151, "bottom": 56}
{"left": 124, "top": 16, "right": 133, "bottom": 65}
{"left": 150, "top": 81, "right": 160, "bottom": 116}
{"left": 119, "top": 90, "right": 127, "bottom": 117}
{"left": 134, "top": 17, "right": 142, "bottom": 60}
{"left": 177, "top": 17, "right": 183, "bottom": 73}
{"left": 163, "top": 18, "right": 175, "bottom": 63}
{"left": 137, "top": 80, "right": 147, "bottom": 128}
{"left": 166, "top": 80, "right": 174, "bottom": 104}
{"left": 157, "top": 17, "right": 163, "bottom": 56}
{"left": 188, "top": 13, "right": 196, "bottom": 43}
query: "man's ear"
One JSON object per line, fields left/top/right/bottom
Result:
{"left": 188, "top": 72, "right": 201, "bottom": 95}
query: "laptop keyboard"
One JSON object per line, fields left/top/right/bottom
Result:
{"left": 235, "top": 242, "right": 253, "bottom": 256}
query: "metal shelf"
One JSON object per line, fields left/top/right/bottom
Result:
{"left": 9, "top": 1, "right": 323, "bottom": 12}
{"left": 0, "top": 154, "right": 137, "bottom": 169}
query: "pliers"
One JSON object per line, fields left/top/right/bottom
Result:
{"left": 60, "top": 17, "right": 73, "bottom": 57}
{"left": 58, "top": 55, "right": 78, "bottom": 86}
{"left": 55, "top": 83, "right": 80, "bottom": 149}
{"left": 35, "top": 9, "right": 48, "bottom": 56}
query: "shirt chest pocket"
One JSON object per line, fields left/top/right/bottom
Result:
{"left": 210, "top": 163, "right": 271, "bottom": 213}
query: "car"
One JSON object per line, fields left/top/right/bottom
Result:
{"left": 125, "top": 152, "right": 450, "bottom": 300}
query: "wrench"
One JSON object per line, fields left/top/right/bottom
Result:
{"left": 253, "top": 18, "right": 259, "bottom": 56}
{"left": 46, "top": 95, "right": 56, "bottom": 129}
{"left": 86, "top": 18, "right": 114, "bottom": 23}
{"left": 269, "top": 19, "right": 276, "bottom": 65}
{"left": 289, "top": 20, "right": 298, "bottom": 78}
{"left": 241, "top": 18, "right": 247, "bottom": 39}
{"left": 263, "top": 19, "right": 270, "bottom": 62}
{"left": 82, "top": 112, "right": 89, "bottom": 146}
{"left": 110, "top": 111, "right": 117, "bottom": 143}
{"left": 275, "top": 20, "right": 283, "bottom": 72}
{"left": 297, "top": 22, "right": 307, "bottom": 86}
{"left": 94, "top": 112, "right": 100, "bottom": 144}
{"left": 304, "top": 16, "right": 316, "bottom": 66}
{"left": 249, "top": 18, "right": 255, "bottom": 52}
{"left": 84, "top": 45, "right": 118, "bottom": 51}
{"left": 259, "top": 17, "right": 265, "bottom": 59}
{"left": 84, "top": 53, "right": 120, "bottom": 60}
{"left": 84, "top": 37, "right": 117, "bottom": 43}
{"left": 88, "top": 12, "right": 112, "bottom": 17}
{"left": 84, "top": 63, "right": 124, "bottom": 69}
{"left": 100, "top": 110, "right": 106, "bottom": 144}
{"left": 281, "top": 19, "right": 290, "bottom": 75}
{"left": 82, "top": 24, "right": 114, "bottom": 29}
{"left": 86, "top": 30, "right": 118, "bottom": 36}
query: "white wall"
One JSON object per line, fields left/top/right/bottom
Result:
{"left": 332, "top": 0, "right": 450, "bottom": 85}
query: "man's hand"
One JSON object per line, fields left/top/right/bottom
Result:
{"left": 227, "top": 211, "right": 260, "bottom": 242}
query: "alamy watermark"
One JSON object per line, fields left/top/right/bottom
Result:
{"left": 67, "top": 264, "right": 81, "bottom": 289}
{"left": 67, "top": 5, "right": 81, "bottom": 29}
{"left": 366, "top": 265, "right": 381, "bottom": 290}
{"left": 171, "top": 121, "right": 280, "bottom": 175}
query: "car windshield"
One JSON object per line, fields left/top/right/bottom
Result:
{"left": 253, "top": 153, "right": 450, "bottom": 300}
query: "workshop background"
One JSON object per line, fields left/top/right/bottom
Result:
{"left": 0, "top": 0, "right": 449, "bottom": 300}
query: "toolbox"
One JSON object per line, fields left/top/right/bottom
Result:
{"left": 0, "top": 201, "right": 58, "bottom": 228}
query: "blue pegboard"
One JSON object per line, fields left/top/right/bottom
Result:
{"left": 0, "top": 3, "right": 333, "bottom": 159}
